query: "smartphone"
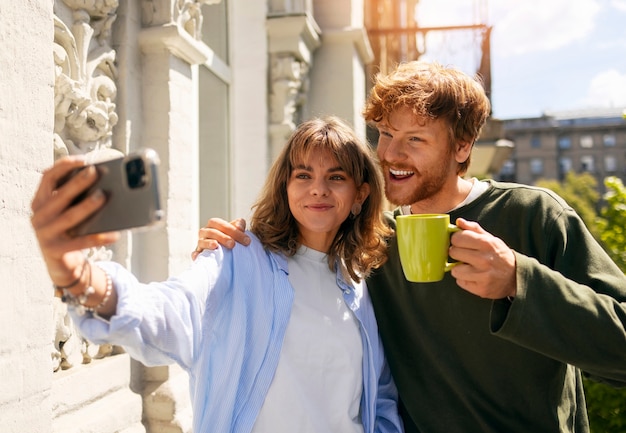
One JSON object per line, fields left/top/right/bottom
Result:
{"left": 67, "top": 148, "right": 165, "bottom": 236}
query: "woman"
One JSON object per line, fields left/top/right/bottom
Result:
{"left": 30, "top": 117, "right": 403, "bottom": 433}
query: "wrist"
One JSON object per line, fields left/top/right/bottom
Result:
{"left": 52, "top": 259, "right": 89, "bottom": 298}
{"left": 53, "top": 260, "right": 113, "bottom": 315}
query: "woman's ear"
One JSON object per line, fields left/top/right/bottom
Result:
{"left": 356, "top": 182, "right": 371, "bottom": 204}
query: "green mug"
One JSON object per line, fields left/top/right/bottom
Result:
{"left": 396, "top": 213, "right": 461, "bottom": 283}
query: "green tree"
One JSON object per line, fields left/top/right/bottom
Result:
{"left": 597, "top": 176, "right": 626, "bottom": 271}
{"left": 538, "top": 173, "right": 626, "bottom": 432}
{"left": 536, "top": 172, "right": 600, "bottom": 239}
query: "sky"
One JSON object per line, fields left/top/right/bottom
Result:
{"left": 414, "top": 0, "right": 626, "bottom": 119}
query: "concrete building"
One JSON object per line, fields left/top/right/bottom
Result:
{"left": 501, "top": 108, "right": 626, "bottom": 189}
{"left": 1, "top": 1, "right": 374, "bottom": 432}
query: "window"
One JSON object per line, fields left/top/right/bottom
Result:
{"left": 603, "top": 134, "right": 616, "bottom": 147}
{"left": 199, "top": 1, "right": 232, "bottom": 223}
{"left": 559, "top": 157, "right": 572, "bottom": 174}
{"left": 498, "top": 160, "right": 515, "bottom": 181}
{"left": 500, "top": 160, "right": 515, "bottom": 176}
{"left": 558, "top": 136, "right": 572, "bottom": 149}
{"left": 580, "top": 135, "right": 593, "bottom": 148}
{"left": 605, "top": 155, "right": 617, "bottom": 172}
{"left": 530, "top": 135, "right": 541, "bottom": 148}
{"left": 581, "top": 155, "right": 595, "bottom": 172}
{"left": 530, "top": 158, "right": 543, "bottom": 175}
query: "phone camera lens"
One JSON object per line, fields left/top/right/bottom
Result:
{"left": 126, "top": 158, "right": 146, "bottom": 189}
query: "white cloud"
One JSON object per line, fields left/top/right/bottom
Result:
{"left": 611, "top": 0, "right": 626, "bottom": 12}
{"left": 415, "top": 0, "right": 476, "bottom": 27}
{"left": 490, "top": 0, "right": 601, "bottom": 56}
{"left": 580, "top": 69, "right": 626, "bottom": 108}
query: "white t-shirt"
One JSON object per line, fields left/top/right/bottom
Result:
{"left": 252, "top": 246, "right": 364, "bottom": 433}
{"left": 401, "top": 178, "right": 490, "bottom": 215}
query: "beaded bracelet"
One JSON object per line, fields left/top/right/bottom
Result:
{"left": 95, "top": 268, "right": 113, "bottom": 310}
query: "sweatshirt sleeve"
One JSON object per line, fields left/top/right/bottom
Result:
{"left": 490, "top": 205, "right": 626, "bottom": 386}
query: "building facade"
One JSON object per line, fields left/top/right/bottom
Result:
{"left": 502, "top": 108, "right": 626, "bottom": 190}
{"left": 0, "top": 1, "right": 373, "bottom": 432}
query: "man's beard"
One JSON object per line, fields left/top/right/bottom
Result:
{"left": 382, "top": 161, "right": 450, "bottom": 207}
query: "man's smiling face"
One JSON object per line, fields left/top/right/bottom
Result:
{"left": 376, "top": 106, "right": 458, "bottom": 209}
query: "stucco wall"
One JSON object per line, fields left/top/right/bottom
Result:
{"left": 0, "top": 1, "right": 55, "bottom": 432}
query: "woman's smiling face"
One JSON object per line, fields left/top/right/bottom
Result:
{"left": 287, "top": 150, "right": 369, "bottom": 253}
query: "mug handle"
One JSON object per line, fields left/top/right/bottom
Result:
{"left": 444, "top": 224, "right": 462, "bottom": 272}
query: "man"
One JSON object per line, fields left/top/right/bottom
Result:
{"left": 196, "top": 61, "right": 626, "bottom": 432}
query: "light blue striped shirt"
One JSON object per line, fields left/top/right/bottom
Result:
{"left": 72, "top": 233, "right": 403, "bottom": 433}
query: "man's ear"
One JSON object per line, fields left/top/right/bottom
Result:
{"left": 455, "top": 140, "right": 473, "bottom": 164}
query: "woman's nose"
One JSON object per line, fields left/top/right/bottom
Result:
{"left": 311, "top": 178, "right": 330, "bottom": 196}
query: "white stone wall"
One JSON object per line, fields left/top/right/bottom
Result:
{"left": 0, "top": 1, "right": 55, "bottom": 432}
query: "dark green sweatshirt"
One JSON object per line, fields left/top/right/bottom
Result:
{"left": 368, "top": 180, "right": 626, "bottom": 433}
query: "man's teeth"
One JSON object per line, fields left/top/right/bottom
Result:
{"left": 390, "top": 168, "right": 414, "bottom": 176}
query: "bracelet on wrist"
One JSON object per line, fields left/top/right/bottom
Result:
{"left": 52, "top": 259, "right": 88, "bottom": 297}
{"left": 95, "top": 268, "right": 113, "bottom": 310}
{"left": 53, "top": 260, "right": 112, "bottom": 316}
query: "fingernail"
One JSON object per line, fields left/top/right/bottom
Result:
{"left": 91, "top": 189, "right": 105, "bottom": 201}
{"left": 81, "top": 165, "right": 95, "bottom": 177}
{"left": 242, "top": 236, "right": 251, "bottom": 246}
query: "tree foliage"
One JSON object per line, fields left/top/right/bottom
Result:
{"left": 597, "top": 176, "right": 626, "bottom": 271}
{"left": 536, "top": 172, "right": 601, "bottom": 239}
{"left": 538, "top": 173, "right": 626, "bottom": 432}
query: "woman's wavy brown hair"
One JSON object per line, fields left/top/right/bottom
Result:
{"left": 250, "top": 116, "right": 392, "bottom": 282}
{"left": 363, "top": 60, "right": 491, "bottom": 176}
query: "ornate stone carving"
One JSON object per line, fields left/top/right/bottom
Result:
{"left": 142, "top": 0, "right": 221, "bottom": 40}
{"left": 51, "top": 247, "right": 115, "bottom": 372}
{"left": 269, "top": 54, "right": 309, "bottom": 159}
{"left": 54, "top": 1, "right": 120, "bottom": 161}
{"left": 267, "top": 14, "right": 320, "bottom": 158}
{"left": 52, "top": 0, "right": 121, "bottom": 372}
{"left": 269, "top": 54, "right": 308, "bottom": 128}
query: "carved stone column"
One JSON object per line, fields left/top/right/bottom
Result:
{"left": 53, "top": 0, "right": 122, "bottom": 373}
{"left": 138, "top": 2, "right": 219, "bottom": 432}
{"left": 305, "top": 0, "right": 374, "bottom": 141}
{"left": 52, "top": 1, "right": 145, "bottom": 432}
{"left": 267, "top": 14, "right": 320, "bottom": 159}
